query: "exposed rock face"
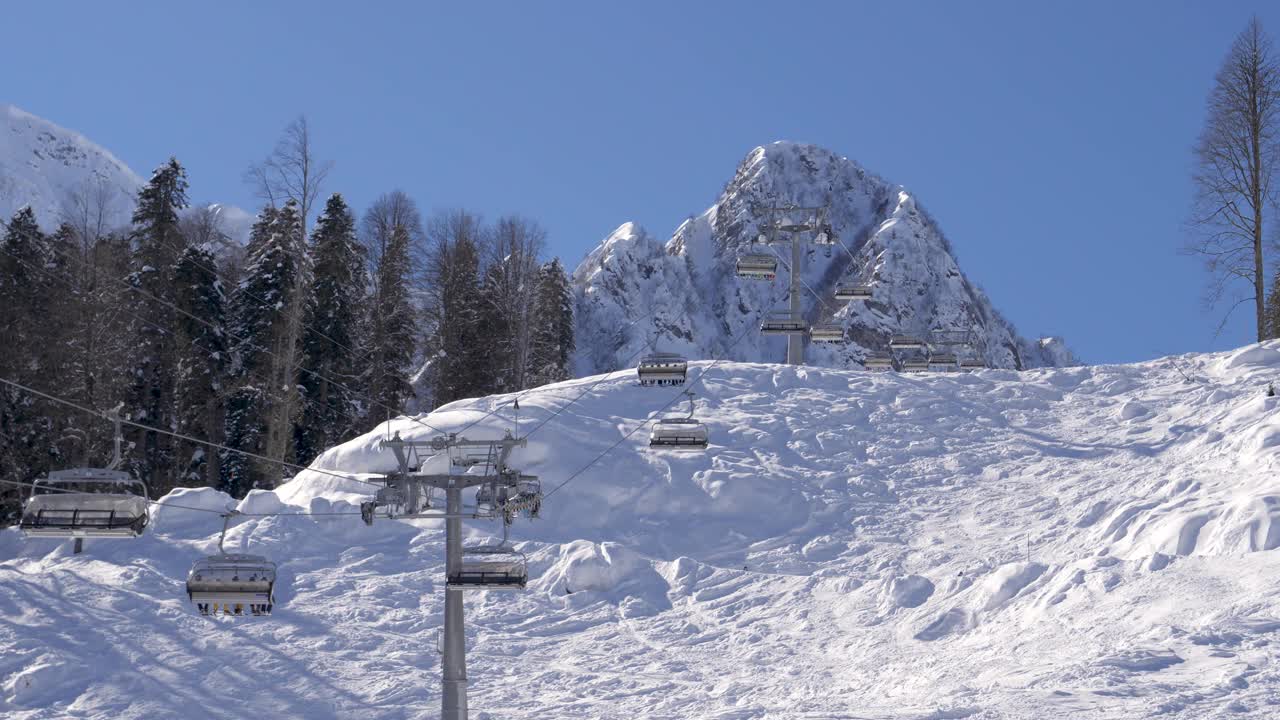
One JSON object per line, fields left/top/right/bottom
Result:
{"left": 572, "top": 141, "right": 1077, "bottom": 373}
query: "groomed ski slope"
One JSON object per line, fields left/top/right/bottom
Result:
{"left": 3, "top": 344, "right": 1280, "bottom": 719}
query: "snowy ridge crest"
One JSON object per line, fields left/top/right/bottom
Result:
{"left": 572, "top": 141, "right": 1077, "bottom": 372}
{"left": 0, "top": 104, "right": 143, "bottom": 230}
{"left": 0, "top": 105, "right": 252, "bottom": 245}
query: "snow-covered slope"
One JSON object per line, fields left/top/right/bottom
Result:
{"left": 573, "top": 142, "right": 1078, "bottom": 373}
{"left": 4, "top": 344, "right": 1280, "bottom": 718}
{"left": 0, "top": 105, "right": 142, "bottom": 230}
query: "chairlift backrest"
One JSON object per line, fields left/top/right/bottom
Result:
{"left": 736, "top": 254, "right": 778, "bottom": 279}
{"left": 889, "top": 335, "right": 926, "bottom": 350}
{"left": 810, "top": 325, "right": 844, "bottom": 343}
{"left": 638, "top": 353, "right": 689, "bottom": 385}
{"left": 834, "top": 283, "right": 873, "bottom": 301}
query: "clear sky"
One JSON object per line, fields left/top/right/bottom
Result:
{"left": 3, "top": 1, "right": 1277, "bottom": 364}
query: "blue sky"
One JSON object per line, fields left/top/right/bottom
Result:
{"left": 4, "top": 1, "right": 1277, "bottom": 364}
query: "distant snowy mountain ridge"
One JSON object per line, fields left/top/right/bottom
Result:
{"left": 572, "top": 142, "right": 1077, "bottom": 372}
{"left": 0, "top": 104, "right": 142, "bottom": 231}
{"left": 0, "top": 104, "right": 249, "bottom": 244}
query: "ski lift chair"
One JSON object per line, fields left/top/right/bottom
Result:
{"left": 637, "top": 353, "right": 688, "bottom": 386}
{"left": 649, "top": 391, "right": 709, "bottom": 451}
{"left": 187, "top": 554, "right": 278, "bottom": 617}
{"left": 735, "top": 254, "right": 778, "bottom": 280}
{"left": 809, "top": 324, "right": 845, "bottom": 343}
{"left": 760, "top": 312, "right": 807, "bottom": 335}
{"left": 449, "top": 544, "right": 529, "bottom": 591}
{"left": 889, "top": 335, "right": 927, "bottom": 351}
{"left": 19, "top": 468, "right": 149, "bottom": 539}
{"left": 901, "top": 359, "right": 930, "bottom": 373}
{"left": 834, "top": 283, "right": 873, "bottom": 301}
{"left": 864, "top": 352, "right": 894, "bottom": 371}
{"left": 812, "top": 224, "right": 836, "bottom": 245}
{"left": 927, "top": 353, "right": 958, "bottom": 372}
{"left": 187, "top": 512, "right": 278, "bottom": 617}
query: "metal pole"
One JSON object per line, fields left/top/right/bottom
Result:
{"left": 787, "top": 233, "right": 803, "bottom": 365}
{"left": 441, "top": 481, "right": 468, "bottom": 720}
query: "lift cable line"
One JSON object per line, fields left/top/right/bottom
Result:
{"left": 0, "top": 216, "right": 452, "bottom": 441}
{"left": 149, "top": 230, "right": 361, "bottom": 360}
{"left": 543, "top": 287, "right": 784, "bottom": 501}
{"left": 449, "top": 293, "right": 701, "bottom": 439}
{"left": 0, "top": 375, "right": 382, "bottom": 489}
{"left": 0, "top": 243, "right": 305, "bottom": 414}
{"left": 522, "top": 284, "right": 787, "bottom": 458}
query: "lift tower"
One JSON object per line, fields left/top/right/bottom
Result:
{"left": 758, "top": 205, "right": 834, "bottom": 365}
{"left": 367, "top": 431, "right": 541, "bottom": 720}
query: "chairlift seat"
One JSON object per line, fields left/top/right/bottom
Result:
{"left": 864, "top": 353, "right": 894, "bottom": 371}
{"left": 834, "top": 283, "right": 873, "bottom": 301}
{"left": 449, "top": 546, "right": 528, "bottom": 590}
{"left": 928, "top": 353, "right": 958, "bottom": 371}
{"left": 637, "top": 353, "right": 688, "bottom": 386}
{"left": 813, "top": 226, "right": 836, "bottom": 245}
{"left": 809, "top": 325, "right": 844, "bottom": 343}
{"left": 735, "top": 254, "right": 777, "bottom": 280}
{"left": 889, "top": 335, "right": 927, "bottom": 351}
{"left": 649, "top": 418, "right": 709, "bottom": 451}
{"left": 19, "top": 469, "right": 149, "bottom": 539}
{"left": 761, "top": 313, "right": 807, "bottom": 335}
{"left": 187, "top": 553, "right": 277, "bottom": 616}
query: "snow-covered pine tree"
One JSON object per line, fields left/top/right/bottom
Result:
{"left": 123, "top": 158, "right": 190, "bottom": 497}
{"left": 294, "top": 194, "right": 367, "bottom": 465}
{"left": 478, "top": 262, "right": 514, "bottom": 394}
{"left": 220, "top": 203, "right": 302, "bottom": 493}
{"left": 0, "top": 209, "right": 59, "bottom": 522}
{"left": 528, "top": 258, "right": 575, "bottom": 386}
{"left": 261, "top": 200, "right": 309, "bottom": 481}
{"left": 361, "top": 223, "right": 417, "bottom": 428}
{"left": 220, "top": 386, "right": 263, "bottom": 498}
{"left": 425, "top": 211, "right": 487, "bottom": 406}
{"left": 173, "top": 243, "right": 228, "bottom": 488}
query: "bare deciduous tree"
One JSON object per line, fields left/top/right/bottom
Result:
{"left": 245, "top": 116, "right": 332, "bottom": 236}
{"left": 486, "top": 216, "right": 546, "bottom": 389}
{"left": 1190, "top": 17, "right": 1280, "bottom": 341}
{"left": 244, "top": 116, "right": 332, "bottom": 473}
{"left": 362, "top": 190, "right": 427, "bottom": 292}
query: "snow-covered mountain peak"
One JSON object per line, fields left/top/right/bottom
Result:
{"left": 0, "top": 104, "right": 143, "bottom": 230}
{"left": 573, "top": 141, "right": 1073, "bottom": 373}
{"left": 1, "top": 106, "right": 254, "bottom": 246}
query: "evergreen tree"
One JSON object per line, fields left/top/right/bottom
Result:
{"left": 362, "top": 223, "right": 417, "bottom": 426}
{"left": 123, "top": 158, "right": 190, "bottom": 496}
{"left": 220, "top": 386, "right": 264, "bottom": 497}
{"left": 478, "top": 262, "right": 513, "bottom": 394}
{"left": 221, "top": 203, "right": 302, "bottom": 492}
{"left": 528, "top": 259, "right": 575, "bottom": 386}
{"left": 426, "top": 212, "right": 486, "bottom": 406}
{"left": 173, "top": 243, "right": 229, "bottom": 487}
{"left": 0, "top": 209, "right": 59, "bottom": 521}
{"left": 294, "top": 194, "right": 366, "bottom": 465}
